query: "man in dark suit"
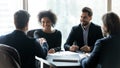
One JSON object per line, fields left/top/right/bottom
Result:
{"left": 81, "top": 12, "right": 120, "bottom": 68}
{"left": 0, "top": 10, "right": 48, "bottom": 68}
{"left": 64, "top": 7, "right": 103, "bottom": 53}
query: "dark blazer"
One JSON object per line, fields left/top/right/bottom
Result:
{"left": 0, "top": 30, "right": 48, "bottom": 68}
{"left": 64, "top": 23, "right": 103, "bottom": 51}
{"left": 81, "top": 35, "right": 120, "bottom": 68}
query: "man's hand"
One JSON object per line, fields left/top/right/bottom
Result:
{"left": 80, "top": 45, "right": 91, "bottom": 53}
{"left": 37, "top": 38, "right": 47, "bottom": 46}
{"left": 69, "top": 45, "right": 79, "bottom": 52}
{"left": 48, "top": 48, "right": 55, "bottom": 54}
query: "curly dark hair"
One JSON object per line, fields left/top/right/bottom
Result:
{"left": 38, "top": 10, "right": 57, "bottom": 27}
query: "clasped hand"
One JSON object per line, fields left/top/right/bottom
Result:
{"left": 80, "top": 45, "right": 91, "bottom": 53}
{"left": 70, "top": 45, "right": 91, "bottom": 53}
{"left": 70, "top": 45, "right": 79, "bottom": 52}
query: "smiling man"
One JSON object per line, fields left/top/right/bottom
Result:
{"left": 64, "top": 7, "right": 103, "bottom": 53}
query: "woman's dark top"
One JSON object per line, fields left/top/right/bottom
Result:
{"left": 34, "top": 29, "right": 62, "bottom": 52}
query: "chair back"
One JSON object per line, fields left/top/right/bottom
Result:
{"left": 0, "top": 44, "right": 21, "bottom": 68}
{"left": 27, "top": 29, "right": 39, "bottom": 38}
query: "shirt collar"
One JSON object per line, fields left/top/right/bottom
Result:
{"left": 81, "top": 23, "right": 91, "bottom": 30}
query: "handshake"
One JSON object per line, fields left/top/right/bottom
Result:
{"left": 37, "top": 38, "right": 47, "bottom": 46}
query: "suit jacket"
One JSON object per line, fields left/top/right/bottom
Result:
{"left": 0, "top": 30, "right": 48, "bottom": 68}
{"left": 81, "top": 34, "right": 120, "bottom": 68}
{"left": 64, "top": 23, "right": 103, "bottom": 51}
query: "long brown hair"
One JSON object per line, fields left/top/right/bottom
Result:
{"left": 102, "top": 12, "right": 120, "bottom": 35}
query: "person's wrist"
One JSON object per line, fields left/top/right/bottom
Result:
{"left": 69, "top": 46, "right": 73, "bottom": 51}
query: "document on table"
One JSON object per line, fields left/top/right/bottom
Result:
{"left": 47, "top": 51, "right": 89, "bottom": 62}
{"left": 47, "top": 51, "right": 79, "bottom": 62}
{"left": 46, "top": 51, "right": 90, "bottom": 66}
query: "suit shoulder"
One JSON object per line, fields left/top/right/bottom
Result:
{"left": 0, "top": 34, "right": 11, "bottom": 40}
{"left": 91, "top": 23, "right": 101, "bottom": 28}
{"left": 95, "top": 37, "right": 110, "bottom": 46}
{"left": 72, "top": 24, "right": 81, "bottom": 30}
{"left": 0, "top": 35, "right": 6, "bottom": 41}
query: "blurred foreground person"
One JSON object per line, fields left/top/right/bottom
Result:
{"left": 0, "top": 10, "right": 48, "bottom": 68}
{"left": 81, "top": 12, "right": 120, "bottom": 68}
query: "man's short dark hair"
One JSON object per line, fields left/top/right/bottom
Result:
{"left": 82, "top": 7, "right": 93, "bottom": 17}
{"left": 14, "top": 10, "right": 30, "bottom": 29}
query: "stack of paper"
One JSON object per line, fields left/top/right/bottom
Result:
{"left": 47, "top": 51, "right": 80, "bottom": 62}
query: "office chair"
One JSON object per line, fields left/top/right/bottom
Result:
{"left": 0, "top": 44, "right": 21, "bottom": 68}
{"left": 27, "top": 29, "right": 39, "bottom": 38}
{"left": 35, "top": 56, "right": 56, "bottom": 68}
